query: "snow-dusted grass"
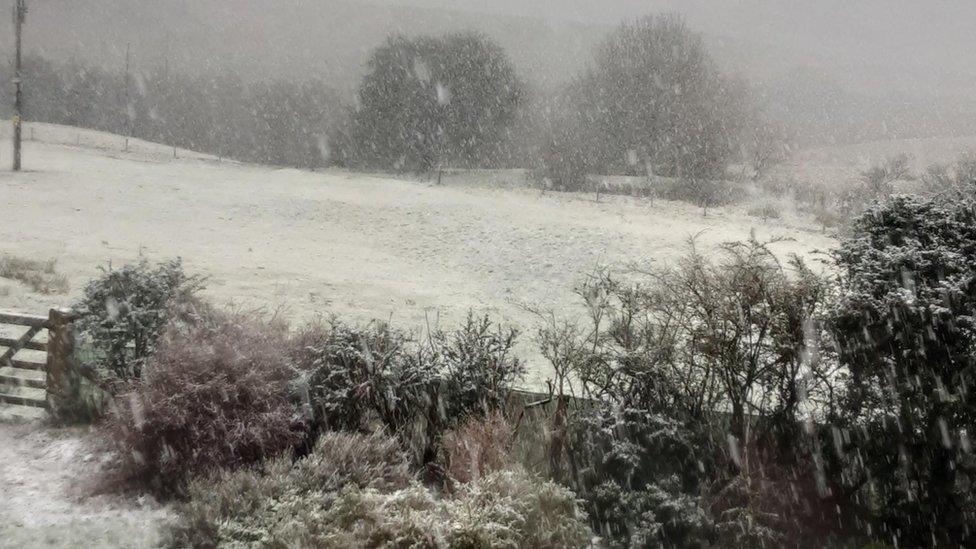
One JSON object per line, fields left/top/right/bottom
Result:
{"left": 0, "top": 254, "right": 69, "bottom": 294}
{"left": 0, "top": 123, "right": 837, "bottom": 385}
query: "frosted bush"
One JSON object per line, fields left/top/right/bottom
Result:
{"left": 102, "top": 313, "right": 303, "bottom": 493}
{"left": 168, "top": 454, "right": 592, "bottom": 549}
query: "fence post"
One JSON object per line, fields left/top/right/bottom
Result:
{"left": 46, "top": 308, "right": 81, "bottom": 421}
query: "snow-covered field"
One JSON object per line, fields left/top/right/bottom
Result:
{"left": 0, "top": 123, "right": 837, "bottom": 384}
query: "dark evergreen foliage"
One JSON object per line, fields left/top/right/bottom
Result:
{"left": 290, "top": 314, "right": 524, "bottom": 468}
{"left": 76, "top": 258, "right": 203, "bottom": 382}
{"left": 830, "top": 194, "right": 976, "bottom": 547}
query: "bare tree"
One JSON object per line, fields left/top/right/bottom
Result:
{"left": 859, "top": 153, "right": 914, "bottom": 195}
{"left": 747, "top": 123, "right": 790, "bottom": 181}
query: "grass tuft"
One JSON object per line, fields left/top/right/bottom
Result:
{"left": 0, "top": 254, "right": 70, "bottom": 294}
{"left": 747, "top": 202, "right": 782, "bottom": 221}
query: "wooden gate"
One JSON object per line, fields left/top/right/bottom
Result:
{"left": 0, "top": 310, "right": 48, "bottom": 410}
{"left": 0, "top": 309, "right": 77, "bottom": 420}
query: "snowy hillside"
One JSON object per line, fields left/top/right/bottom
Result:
{"left": 0, "top": 123, "right": 835, "bottom": 382}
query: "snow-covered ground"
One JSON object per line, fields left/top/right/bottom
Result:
{"left": 0, "top": 123, "right": 836, "bottom": 385}
{"left": 0, "top": 422, "right": 169, "bottom": 548}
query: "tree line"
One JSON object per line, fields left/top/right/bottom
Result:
{"left": 2, "top": 15, "right": 773, "bottom": 191}
{"left": 0, "top": 56, "right": 345, "bottom": 168}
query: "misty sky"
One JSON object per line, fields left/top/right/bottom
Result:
{"left": 6, "top": 0, "right": 976, "bottom": 95}
{"left": 372, "top": 0, "right": 976, "bottom": 89}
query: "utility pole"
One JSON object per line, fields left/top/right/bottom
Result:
{"left": 12, "top": 0, "right": 27, "bottom": 171}
{"left": 123, "top": 42, "right": 131, "bottom": 151}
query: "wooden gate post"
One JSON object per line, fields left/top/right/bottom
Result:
{"left": 46, "top": 308, "right": 81, "bottom": 421}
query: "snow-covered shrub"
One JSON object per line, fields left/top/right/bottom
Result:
{"left": 318, "top": 471, "right": 590, "bottom": 548}
{"left": 567, "top": 405, "right": 713, "bottom": 547}
{"left": 590, "top": 479, "right": 713, "bottom": 548}
{"left": 437, "top": 313, "right": 525, "bottom": 423}
{"left": 289, "top": 319, "right": 444, "bottom": 467}
{"left": 561, "top": 238, "right": 831, "bottom": 458}
{"left": 103, "top": 313, "right": 304, "bottom": 493}
{"left": 76, "top": 258, "right": 203, "bottom": 382}
{"left": 705, "top": 476, "right": 791, "bottom": 549}
{"left": 829, "top": 194, "right": 976, "bottom": 546}
{"left": 287, "top": 431, "right": 413, "bottom": 496}
{"left": 656, "top": 176, "right": 745, "bottom": 215}
{"left": 536, "top": 238, "right": 836, "bottom": 546}
{"left": 290, "top": 320, "right": 429, "bottom": 434}
{"left": 322, "top": 471, "right": 592, "bottom": 548}
{"left": 291, "top": 314, "right": 524, "bottom": 469}
{"left": 318, "top": 484, "right": 447, "bottom": 548}
{"left": 450, "top": 469, "right": 592, "bottom": 548}
{"left": 166, "top": 431, "right": 414, "bottom": 548}
{"left": 168, "top": 461, "right": 591, "bottom": 549}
